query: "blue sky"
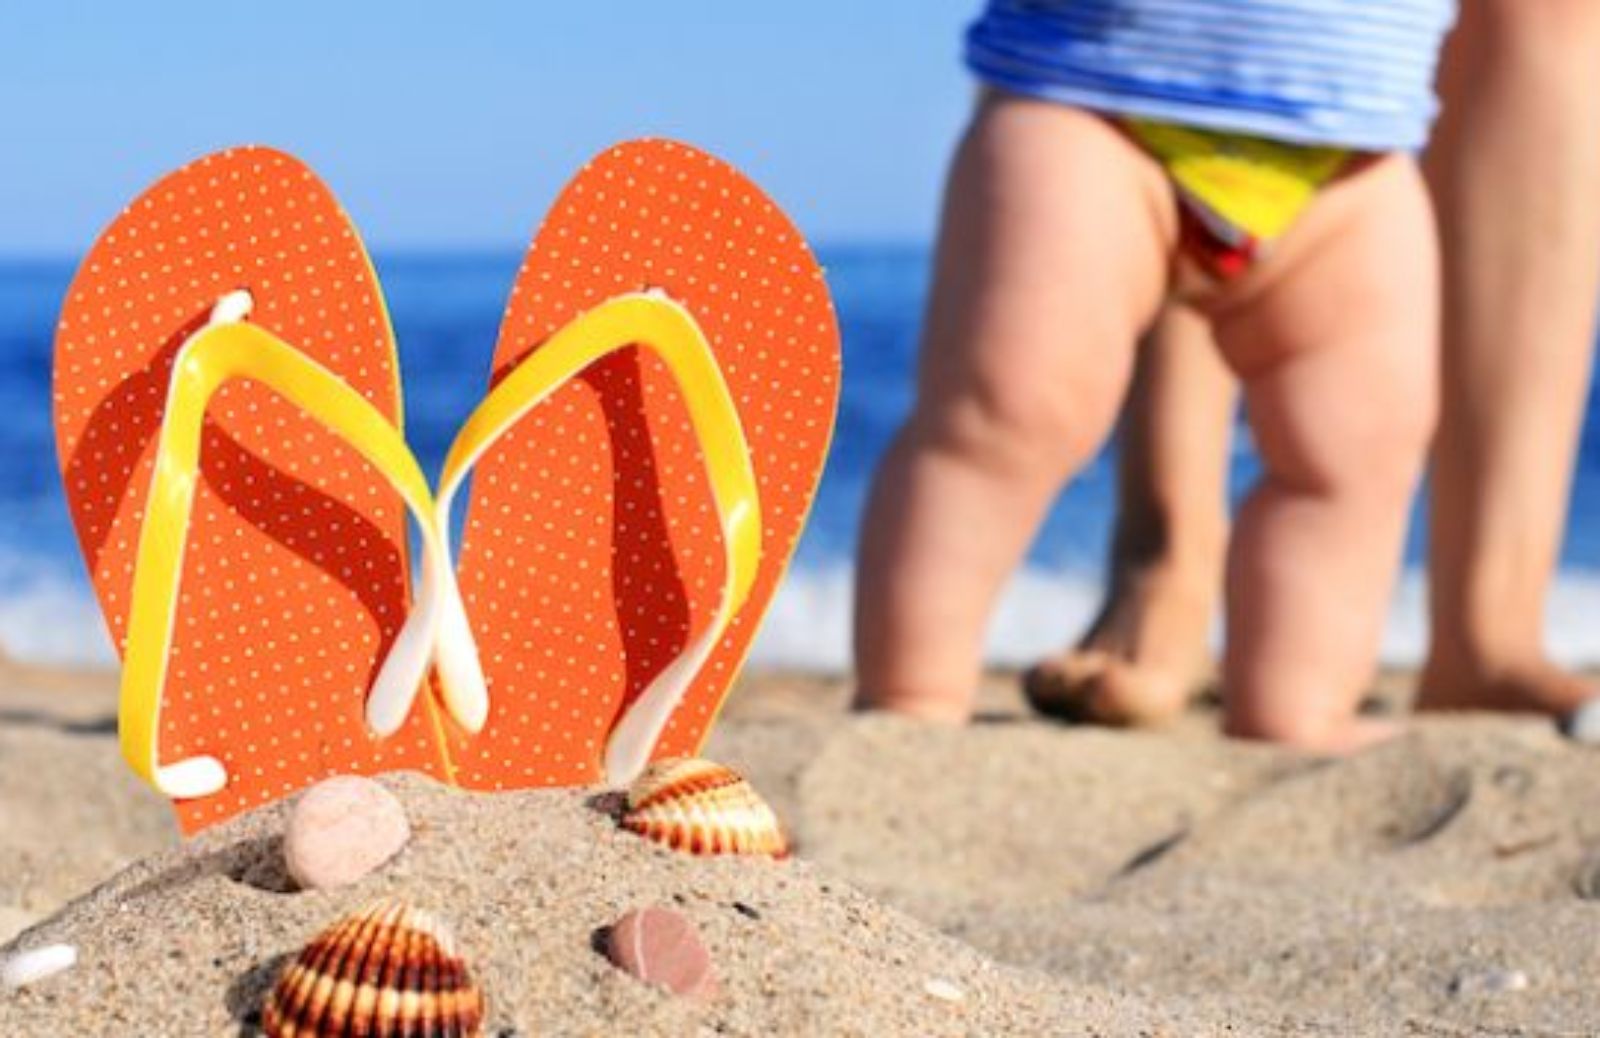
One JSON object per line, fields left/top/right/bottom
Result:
{"left": 0, "top": 2, "right": 977, "bottom": 255}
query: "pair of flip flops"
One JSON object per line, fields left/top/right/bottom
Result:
{"left": 53, "top": 140, "right": 840, "bottom": 833}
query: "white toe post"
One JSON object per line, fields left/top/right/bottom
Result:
{"left": 208, "top": 288, "right": 254, "bottom": 327}
{"left": 155, "top": 756, "right": 229, "bottom": 800}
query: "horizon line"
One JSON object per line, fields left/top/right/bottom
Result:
{"left": 0, "top": 238, "right": 935, "bottom": 268}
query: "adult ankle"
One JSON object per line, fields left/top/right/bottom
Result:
{"left": 1419, "top": 644, "right": 1595, "bottom": 714}
{"left": 1110, "top": 501, "right": 1228, "bottom": 579}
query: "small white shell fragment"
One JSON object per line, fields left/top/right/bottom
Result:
{"left": 1564, "top": 698, "right": 1600, "bottom": 744}
{"left": 923, "top": 977, "right": 966, "bottom": 1003}
{"left": 1450, "top": 967, "right": 1530, "bottom": 997}
{"left": 2, "top": 944, "right": 78, "bottom": 989}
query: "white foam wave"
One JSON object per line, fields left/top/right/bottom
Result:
{"left": 749, "top": 564, "right": 1120, "bottom": 673}
{"left": 4, "top": 559, "right": 1599, "bottom": 676}
{"left": 0, "top": 562, "right": 115, "bottom": 668}
{"left": 748, "top": 564, "right": 1600, "bottom": 675}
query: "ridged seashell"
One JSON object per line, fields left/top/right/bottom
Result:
{"left": 261, "top": 899, "right": 484, "bottom": 1038}
{"left": 622, "top": 757, "right": 788, "bottom": 858}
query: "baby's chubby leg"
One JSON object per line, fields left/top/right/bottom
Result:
{"left": 854, "top": 93, "right": 1172, "bottom": 721}
{"left": 1212, "top": 155, "right": 1440, "bottom": 752}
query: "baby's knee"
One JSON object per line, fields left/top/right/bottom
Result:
{"left": 1354, "top": 392, "right": 1437, "bottom": 499}
{"left": 1268, "top": 377, "right": 1437, "bottom": 508}
{"left": 912, "top": 375, "right": 1116, "bottom": 482}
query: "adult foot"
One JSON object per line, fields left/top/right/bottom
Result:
{"left": 1023, "top": 562, "right": 1216, "bottom": 725}
{"left": 1416, "top": 655, "right": 1598, "bottom": 715}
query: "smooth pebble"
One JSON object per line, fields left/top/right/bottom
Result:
{"left": 606, "top": 906, "right": 718, "bottom": 1000}
{"left": 2, "top": 944, "right": 77, "bottom": 989}
{"left": 283, "top": 775, "right": 410, "bottom": 891}
{"left": 923, "top": 977, "right": 966, "bottom": 1003}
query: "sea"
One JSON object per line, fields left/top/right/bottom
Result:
{"left": 3, "top": 247, "right": 1599, "bottom": 671}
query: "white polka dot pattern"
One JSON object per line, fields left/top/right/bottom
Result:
{"left": 52, "top": 146, "right": 454, "bottom": 833}
{"left": 448, "top": 139, "right": 842, "bottom": 789}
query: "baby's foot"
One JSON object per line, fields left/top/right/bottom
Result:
{"left": 1223, "top": 713, "right": 1403, "bottom": 755}
{"left": 1023, "top": 563, "right": 1216, "bottom": 725}
{"left": 851, "top": 691, "right": 972, "bottom": 725}
{"left": 1417, "top": 655, "right": 1598, "bottom": 716}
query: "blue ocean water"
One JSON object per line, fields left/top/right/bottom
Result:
{"left": 3, "top": 249, "right": 1599, "bottom": 668}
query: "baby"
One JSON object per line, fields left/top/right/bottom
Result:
{"left": 855, "top": 0, "right": 1457, "bottom": 751}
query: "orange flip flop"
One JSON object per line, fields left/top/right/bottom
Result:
{"left": 53, "top": 147, "right": 470, "bottom": 832}
{"left": 55, "top": 141, "right": 839, "bottom": 828}
{"left": 434, "top": 139, "right": 840, "bottom": 789}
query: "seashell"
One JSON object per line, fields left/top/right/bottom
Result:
{"left": 622, "top": 757, "right": 788, "bottom": 858}
{"left": 261, "top": 899, "right": 484, "bottom": 1038}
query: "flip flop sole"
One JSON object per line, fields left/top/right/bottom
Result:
{"left": 449, "top": 139, "right": 840, "bottom": 789}
{"left": 54, "top": 147, "right": 452, "bottom": 831}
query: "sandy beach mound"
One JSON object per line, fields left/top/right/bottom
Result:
{"left": 0, "top": 772, "right": 1205, "bottom": 1037}
{"left": 711, "top": 691, "right": 1600, "bottom": 1036}
{"left": 0, "top": 663, "right": 174, "bottom": 942}
{"left": 7, "top": 664, "right": 1600, "bottom": 1034}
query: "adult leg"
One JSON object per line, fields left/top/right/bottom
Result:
{"left": 1024, "top": 303, "right": 1236, "bottom": 724}
{"left": 854, "top": 93, "right": 1172, "bottom": 721}
{"left": 1218, "top": 156, "right": 1439, "bottom": 752}
{"left": 1419, "top": 0, "right": 1600, "bottom": 712}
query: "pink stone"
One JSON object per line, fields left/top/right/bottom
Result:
{"left": 607, "top": 907, "right": 718, "bottom": 1000}
{"left": 282, "top": 775, "right": 410, "bottom": 890}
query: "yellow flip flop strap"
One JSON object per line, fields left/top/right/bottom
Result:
{"left": 435, "top": 292, "right": 760, "bottom": 785}
{"left": 121, "top": 317, "right": 457, "bottom": 798}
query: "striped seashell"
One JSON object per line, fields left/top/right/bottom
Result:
{"left": 622, "top": 757, "right": 789, "bottom": 859}
{"left": 261, "top": 899, "right": 484, "bottom": 1038}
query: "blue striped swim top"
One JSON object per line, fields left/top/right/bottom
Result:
{"left": 966, "top": 0, "right": 1458, "bottom": 151}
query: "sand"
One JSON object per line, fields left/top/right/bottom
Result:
{"left": 4, "top": 657, "right": 1600, "bottom": 1034}
{"left": 0, "top": 661, "right": 176, "bottom": 938}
